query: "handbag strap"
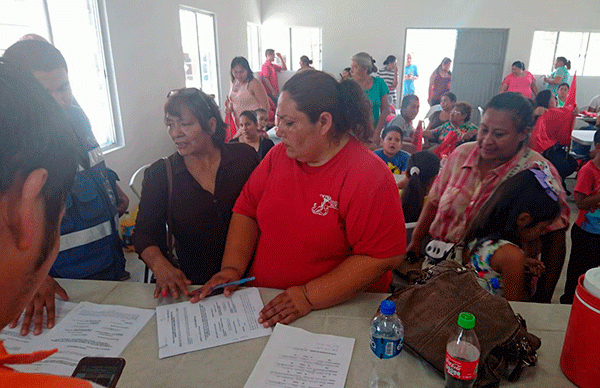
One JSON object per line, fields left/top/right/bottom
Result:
{"left": 162, "top": 157, "right": 175, "bottom": 264}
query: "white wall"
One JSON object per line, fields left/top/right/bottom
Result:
{"left": 260, "top": 0, "right": 600, "bottom": 105}
{"left": 101, "top": 0, "right": 261, "bottom": 205}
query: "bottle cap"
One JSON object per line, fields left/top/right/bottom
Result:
{"left": 380, "top": 300, "right": 396, "bottom": 315}
{"left": 457, "top": 312, "right": 475, "bottom": 329}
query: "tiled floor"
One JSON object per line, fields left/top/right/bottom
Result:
{"left": 123, "top": 177, "right": 580, "bottom": 303}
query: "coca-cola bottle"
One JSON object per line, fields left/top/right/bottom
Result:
{"left": 444, "top": 312, "right": 481, "bottom": 388}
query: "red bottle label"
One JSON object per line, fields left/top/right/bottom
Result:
{"left": 444, "top": 352, "right": 479, "bottom": 380}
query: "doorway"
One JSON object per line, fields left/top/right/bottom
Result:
{"left": 403, "top": 28, "right": 508, "bottom": 123}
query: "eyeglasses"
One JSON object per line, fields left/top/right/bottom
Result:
{"left": 530, "top": 168, "right": 558, "bottom": 201}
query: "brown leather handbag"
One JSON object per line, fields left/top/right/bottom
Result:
{"left": 386, "top": 260, "right": 541, "bottom": 388}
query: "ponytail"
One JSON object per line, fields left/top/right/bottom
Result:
{"left": 556, "top": 56, "right": 571, "bottom": 70}
{"left": 401, "top": 151, "right": 440, "bottom": 223}
{"left": 282, "top": 70, "right": 373, "bottom": 143}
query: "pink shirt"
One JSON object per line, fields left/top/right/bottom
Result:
{"left": 574, "top": 161, "right": 600, "bottom": 231}
{"left": 428, "top": 142, "right": 570, "bottom": 243}
{"left": 501, "top": 71, "right": 535, "bottom": 99}
{"left": 233, "top": 137, "right": 406, "bottom": 292}
{"left": 260, "top": 60, "right": 282, "bottom": 95}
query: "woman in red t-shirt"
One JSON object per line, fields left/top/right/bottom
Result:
{"left": 499, "top": 61, "right": 538, "bottom": 99}
{"left": 194, "top": 71, "right": 406, "bottom": 327}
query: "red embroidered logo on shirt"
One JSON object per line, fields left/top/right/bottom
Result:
{"left": 312, "top": 195, "right": 338, "bottom": 216}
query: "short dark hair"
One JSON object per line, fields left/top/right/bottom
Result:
{"left": 400, "top": 94, "right": 419, "bottom": 113}
{"left": 484, "top": 92, "right": 533, "bottom": 134}
{"left": 254, "top": 108, "right": 267, "bottom": 115}
{"left": 383, "top": 55, "right": 396, "bottom": 65}
{"left": 230, "top": 56, "right": 255, "bottom": 83}
{"left": 240, "top": 110, "right": 257, "bottom": 124}
{"left": 442, "top": 91, "right": 457, "bottom": 103}
{"left": 0, "top": 59, "right": 78, "bottom": 268}
{"left": 594, "top": 129, "right": 600, "bottom": 145}
{"left": 265, "top": 49, "right": 275, "bottom": 56}
{"left": 164, "top": 88, "right": 226, "bottom": 147}
{"left": 534, "top": 90, "right": 552, "bottom": 109}
{"left": 511, "top": 61, "right": 526, "bottom": 70}
{"left": 282, "top": 70, "right": 373, "bottom": 143}
{"left": 381, "top": 125, "right": 403, "bottom": 141}
{"left": 2, "top": 40, "right": 68, "bottom": 73}
{"left": 558, "top": 82, "right": 569, "bottom": 90}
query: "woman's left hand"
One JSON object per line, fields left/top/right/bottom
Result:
{"left": 258, "top": 286, "right": 313, "bottom": 328}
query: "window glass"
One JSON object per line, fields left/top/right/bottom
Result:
{"left": 0, "top": 0, "right": 48, "bottom": 55}
{"left": 528, "top": 31, "right": 557, "bottom": 75}
{"left": 555, "top": 31, "right": 588, "bottom": 75}
{"left": 247, "top": 23, "right": 261, "bottom": 72}
{"left": 47, "top": 0, "right": 118, "bottom": 148}
{"left": 179, "top": 7, "right": 220, "bottom": 102}
{"left": 583, "top": 33, "right": 600, "bottom": 76}
{"left": 290, "top": 27, "right": 321, "bottom": 71}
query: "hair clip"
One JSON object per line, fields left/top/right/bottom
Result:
{"left": 530, "top": 168, "right": 558, "bottom": 201}
{"left": 410, "top": 166, "right": 420, "bottom": 176}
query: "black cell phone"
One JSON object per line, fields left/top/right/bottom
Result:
{"left": 71, "top": 357, "right": 126, "bottom": 388}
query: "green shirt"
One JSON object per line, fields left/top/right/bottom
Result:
{"left": 365, "top": 77, "right": 389, "bottom": 127}
{"left": 547, "top": 66, "right": 570, "bottom": 96}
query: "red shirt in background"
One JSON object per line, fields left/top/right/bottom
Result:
{"left": 260, "top": 60, "right": 282, "bottom": 96}
{"left": 233, "top": 137, "right": 406, "bottom": 292}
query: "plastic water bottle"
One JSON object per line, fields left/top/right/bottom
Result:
{"left": 444, "top": 312, "right": 481, "bottom": 388}
{"left": 368, "top": 300, "right": 404, "bottom": 388}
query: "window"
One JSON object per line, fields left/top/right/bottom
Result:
{"left": 260, "top": 24, "right": 322, "bottom": 71}
{"left": 290, "top": 27, "right": 322, "bottom": 71}
{"left": 179, "top": 7, "right": 220, "bottom": 102}
{"left": 247, "top": 23, "right": 261, "bottom": 72}
{"left": 529, "top": 31, "right": 600, "bottom": 76}
{"left": 0, "top": 0, "right": 122, "bottom": 151}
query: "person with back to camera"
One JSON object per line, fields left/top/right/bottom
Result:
{"left": 134, "top": 88, "right": 259, "bottom": 299}
{"left": 403, "top": 53, "right": 419, "bottom": 97}
{"left": 3, "top": 40, "right": 131, "bottom": 336}
{"left": 401, "top": 151, "right": 440, "bottom": 223}
{"left": 428, "top": 57, "right": 452, "bottom": 106}
{"left": 374, "top": 125, "right": 411, "bottom": 188}
{"left": 260, "top": 48, "right": 287, "bottom": 105}
{"left": 193, "top": 70, "right": 406, "bottom": 327}
{"left": 407, "top": 92, "right": 570, "bottom": 303}
{"left": 226, "top": 56, "right": 270, "bottom": 135}
{"left": 461, "top": 169, "right": 561, "bottom": 301}
{"left": 0, "top": 59, "right": 103, "bottom": 387}
{"left": 351, "top": 52, "right": 390, "bottom": 147}
{"left": 500, "top": 61, "right": 538, "bottom": 99}
{"left": 298, "top": 55, "right": 314, "bottom": 72}
{"left": 388, "top": 94, "right": 420, "bottom": 152}
{"left": 532, "top": 89, "right": 557, "bottom": 122}
{"left": 229, "top": 110, "right": 274, "bottom": 160}
{"left": 560, "top": 129, "right": 600, "bottom": 304}
{"left": 377, "top": 55, "right": 399, "bottom": 105}
{"left": 543, "top": 56, "right": 571, "bottom": 96}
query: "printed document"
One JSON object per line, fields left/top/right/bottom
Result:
{"left": 0, "top": 299, "right": 77, "bottom": 354}
{"left": 9, "top": 301, "right": 154, "bottom": 376}
{"left": 156, "top": 287, "right": 271, "bottom": 358}
{"left": 244, "top": 324, "right": 355, "bottom": 388}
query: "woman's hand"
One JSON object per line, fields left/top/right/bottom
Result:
{"left": 524, "top": 257, "right": 545, "bottom": 277}
{"left": 258, "top": 286, "right": 313, "bottom": 328}
{"left": 190, "top": 268, "right": 242, "bottom": 302}
{"left": 152, "top": 259, "right": 192, "bottom": 299}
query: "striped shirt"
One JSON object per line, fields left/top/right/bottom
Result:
{"left": 427, "top": 142, "right": 570, "bottom": 243}
{"left": 377, "top": 69, "right": 397, "bottom": 103}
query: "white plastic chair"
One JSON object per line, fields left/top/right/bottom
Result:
{"left": 129, "top": 164, "right": 150, "bottom": 200}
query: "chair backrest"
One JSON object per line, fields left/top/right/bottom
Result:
{"left": 129, "top": 164, "right": 151, "bottom": 200}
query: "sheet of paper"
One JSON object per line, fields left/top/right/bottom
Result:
{"left": 156, "top": 287, "right": 272, "bottom": 359}
{"left": 13, "top": 301, "right": 154, "bottom": 376}
{"left": 244, "top": 324, "right": 355, "bottom": 388}
{"left": 0, "top": 300, "right": 78, "bottom": 354}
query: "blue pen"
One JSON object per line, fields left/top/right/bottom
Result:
{"left": 210, "top": 277, "right": 255, "bottom": 292}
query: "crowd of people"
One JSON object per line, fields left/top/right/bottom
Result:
{"left": 2, "top": 32, "right": 599, "bottom": 387}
